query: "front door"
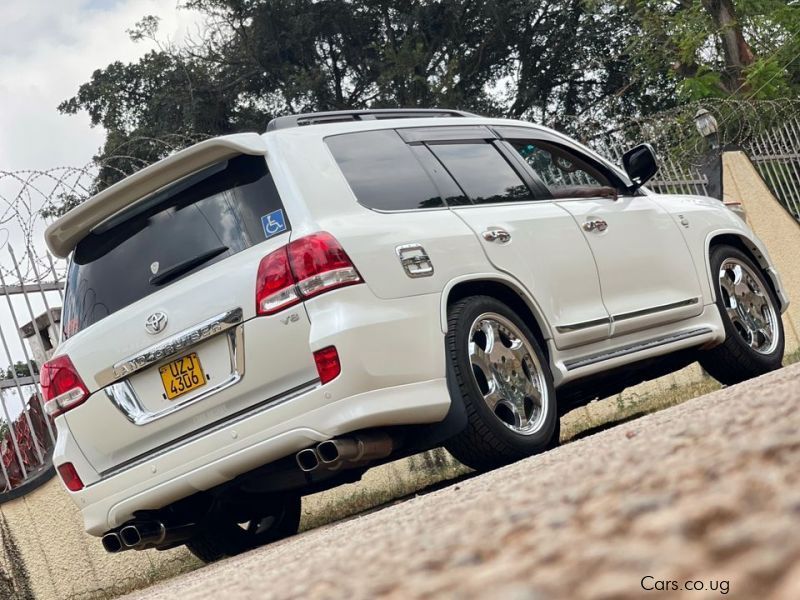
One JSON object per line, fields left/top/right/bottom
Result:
{"left": 500, "top": 129, "right": 703, "bottom": 337}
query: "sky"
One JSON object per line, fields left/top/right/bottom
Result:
{"left": 0, "top": 0, "right": 205, "bottom": 422}
{"left": 0, "top": 0, "right": 204, "bottom": 171}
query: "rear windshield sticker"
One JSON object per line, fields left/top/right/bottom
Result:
{"left": 262, "top": 209, "right": 287, "bottom": 239}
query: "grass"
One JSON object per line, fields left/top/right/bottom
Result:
{"left": 299, "top": 447, "right": 472, "bottom": 532}
{"left": 297, "top": 375, "right": 727, "bottom": 534}
{"left": 559, "top": 377, "right": 724, "bottom": 443}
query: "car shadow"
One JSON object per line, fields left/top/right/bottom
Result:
{"left": 566, "top": 411, "right": 650, "bottom": 442}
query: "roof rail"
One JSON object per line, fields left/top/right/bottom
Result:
{"left": 266, "top": 108, "right": 478, "bottom": 131}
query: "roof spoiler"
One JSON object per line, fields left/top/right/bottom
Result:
{"left": 44, "top": 133, "right": 268, "bottom": 258}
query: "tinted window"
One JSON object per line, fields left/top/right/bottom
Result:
{"left": 326, "top": 129, "right": 444, "bottom": 211}
{"left": 408, "top": 145, "right": 469, "bottom": 206}
{"left": 512, "top": 140, "right": 623, "bottom": 199}
{"left": 62, "top": 154, "right": 287, "bottom": 338}
{"left": 516, "top": 141, "right": 609, "bottom": 186}
{"left": 428, "top": 143, "right": 534, "bottom": 204}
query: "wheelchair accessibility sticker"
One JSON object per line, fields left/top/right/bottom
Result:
{"left": 261, "top": 209, "right": 287, "bottom": 238}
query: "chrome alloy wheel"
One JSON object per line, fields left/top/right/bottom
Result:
{"left": 718, "top": 258, "right": 779, "bottom": 355}
{"left": 468, "top": 312, "right": 548, "bottom": 435}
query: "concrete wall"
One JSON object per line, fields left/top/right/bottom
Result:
{"left": 1, "top": 151, "right": 798, "bottom": 599}
{"left": 0, "top": 479, "right": 200, "bottom": 599}
{"left": 722, "top": 150, "right": 800, "bottom": 353}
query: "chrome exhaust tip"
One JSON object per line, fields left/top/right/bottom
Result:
{"left": 316, "top": 439, "right": 343, "bottom": 464}
{"left": 101, "top": 532, "right": 123, "bottom": 553}
{"left": 119, "top": 525, "right": 142, "bottom": 548}
{"left": 317, "top": 433, "right": 394, "bottom": 467}
{"left": 296, "top": 448, "right": 320, "bottom": 472}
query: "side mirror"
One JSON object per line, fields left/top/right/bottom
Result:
{"left": 622, "top": 143, "right": 659, "bottom": 191}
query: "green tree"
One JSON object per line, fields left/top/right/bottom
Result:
{"left": 0, "top": 362, "right": 36, "bottom": 380}
{"left": 620, "top": 0, "right": 800, "bottom": 101}
{"left": 57, "top": 0, "right": 678, "bottom": 203}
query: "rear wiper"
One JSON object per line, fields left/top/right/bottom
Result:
{"left": 149, "top": 246, "right": 229, "bottom": 286}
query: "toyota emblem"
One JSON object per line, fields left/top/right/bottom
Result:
{"left": 145, "top": 312, "right": 168, "bottom": 335}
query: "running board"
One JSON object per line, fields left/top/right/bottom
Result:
{"left": 564, "top": 327, "right": 713, "bottom": 371}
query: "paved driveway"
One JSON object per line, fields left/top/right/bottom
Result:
{"left": 125, "top": 364, "right": 800, "bottom": 599}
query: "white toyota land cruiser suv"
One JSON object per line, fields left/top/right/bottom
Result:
{"left": 42, "top": 109, "right": 787, "bottom": 562}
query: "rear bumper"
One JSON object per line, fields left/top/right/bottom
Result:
{"left": 58, "top": 287, "right": 451, "bottom": 535}
{"left": 76, "top": 376, "right": 449, "bottom": 535}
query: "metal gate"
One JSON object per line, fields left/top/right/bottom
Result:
{"left": 0, "top": 168, "right": 77, "bottom": 500}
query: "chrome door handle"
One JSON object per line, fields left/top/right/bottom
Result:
{"left": 482, "top": 228, "right": 511, "bottom": 244}
{"left": 583, "top": 219, "right": 608, "bottom": 233}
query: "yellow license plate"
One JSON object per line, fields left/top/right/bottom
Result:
{"left": 159, "top": 353, "right": 207, "bottom": 400}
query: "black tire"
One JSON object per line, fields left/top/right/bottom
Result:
{"left": 186, "top": 493, "right": 301, "bottom": 563}
{"left": 443, "top": 295, "right": 558, "bottom": 471}
{"left": 699, "top": 245, "right": 784, "bottom": 385}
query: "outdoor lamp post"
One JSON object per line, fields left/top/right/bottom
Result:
{"left": 694, "top": 107, "right": 723, "bottom": 200}
{"left": 694, "top": 108, "right": 720, "bottom": 149}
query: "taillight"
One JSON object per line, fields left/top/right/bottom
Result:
{"left": 256, "top": 247, "right": 301, "bottom": 315}
{"left": 256, "top": 232, "right": 362, "bottom": 315}
{"left": 313, "top": 346, "right": 341, "bottom": 384}
{"left": 40, "top": 355, "right": 90, "bottom": 418}
{"left": 57, "top": 462, "right": 84, "bottom": 491}
{"left": 287, "top": 232, "right": 362, "bottom": 298}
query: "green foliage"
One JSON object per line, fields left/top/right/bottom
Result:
{"left": 677, "top": 66, "right": 726, "bottom": 100}
{"left": 53, "top": 0, "right": 800, "bottom": 217}
{"left": 0, "top": 361, "right": 36, "bottom": 380}
{"left": 624, "top": 0, "right": 800, "bottom": 101}
{"left": 56, "top": 1, "right": 677, "bottom": 200}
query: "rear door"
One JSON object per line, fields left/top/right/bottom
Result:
{"left": 410, "top": 127, "right": 612, "bottom": 350}
{"left": 59, "top": 154, "right": 318, "bottom": 474}
{"left": 497, "top": 127, "right": 703, "bottom": 337}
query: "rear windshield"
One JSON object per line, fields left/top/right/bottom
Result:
{"left": 62, "top": 154, "right": 288, "bottom": 339}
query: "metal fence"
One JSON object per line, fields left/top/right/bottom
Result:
{"left": 747, "top": 113, "right": 800, "bottom": 219}
{"left": 0, "top": 170, "right": 73, "bottom": 500}
{"left": 584, "top": 99, "right": 800, "bottom": 218}
{"left": 589, "top": 135, "right": 710, "bottom": 197}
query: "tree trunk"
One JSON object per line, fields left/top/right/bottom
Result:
{"left": 701, "top": 0, "right": 755, "bottom": 94}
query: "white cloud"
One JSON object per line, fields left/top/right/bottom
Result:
{"left": 0, "top": 1, "right": 206, "bottom": 373}
{"left": 0, "top": 0, "right": 205, "bottom": 171}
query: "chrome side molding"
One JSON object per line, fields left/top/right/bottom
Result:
{"left": 555, "top": 298, "right": 700, "bottom": 335}
{"left": 612, "top": 297, "right": 700, "bottom": 323}
{"left": 555, "top": 317, "right": 612, "bottom": 334}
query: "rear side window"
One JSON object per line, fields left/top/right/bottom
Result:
{"left": 62, "top": 154, "right": 287, "bottom": 338}
{"left": 326, "top": 129, "right": 444, "bottom": 211}
{"left": 428, "top": 143, "right": 535, "bottom": 205}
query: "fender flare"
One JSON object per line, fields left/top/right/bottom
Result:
{"left": 438, "top": 272, "right": 553, "bottom": 339}
{"left": 704, "top": 228, "right": 788, "bottom": 312}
